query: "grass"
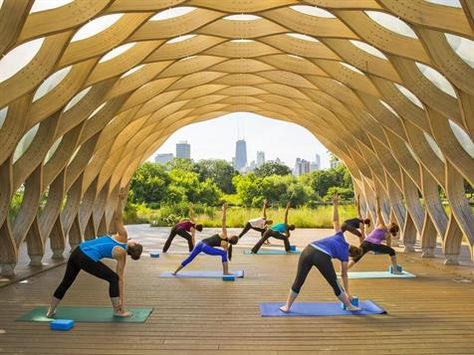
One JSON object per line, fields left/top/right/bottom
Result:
{"left": 136, "top": 205, "right": 357, "bottom": 229}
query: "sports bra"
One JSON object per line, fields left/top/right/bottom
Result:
{"left": 202, "top": 234, "right": 226, "bottom": 247}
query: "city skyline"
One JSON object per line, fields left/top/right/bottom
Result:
{"left": 150, "top": 113, "right": 331, "bottom": 168}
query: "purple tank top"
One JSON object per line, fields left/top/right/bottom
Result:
{"left": 364, "top": 228, "right": 387, "bottom": 245}
{"left": 177, "top": 221, "right": 195, "bottom": 232}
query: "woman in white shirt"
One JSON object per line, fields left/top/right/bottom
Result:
{"left": 237, "top": 200, "right": 273, "bottom": 239}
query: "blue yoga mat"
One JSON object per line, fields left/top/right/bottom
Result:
{"left": 345, "top": 271, "right": 416, "bottom": 279}
{"left": 160, "top": 270, "right": 244, "bottom": 278}
{"left": 243, "top": 249, "right": 300, "bottom": 255}
{"left": 260, "top": 300, "right": 386, "bottom": 317}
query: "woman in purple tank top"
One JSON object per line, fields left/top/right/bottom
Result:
{"left": 279, "top": 195, "right": 362, "bottom": 313}
{"left": 348, "top": 196, "right": 402, "bottom": 273}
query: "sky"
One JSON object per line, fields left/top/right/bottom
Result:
{"left": 149, "top": 112, "right": 330, "bottom": 168}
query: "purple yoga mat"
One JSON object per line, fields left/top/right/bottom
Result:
{"left": 259, "top": 300, "right": 386, "bottom": 317}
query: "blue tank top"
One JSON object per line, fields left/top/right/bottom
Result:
{"left": 310, "top": 232, "right": 349, "bottom": 262}
{"left": 80, "top": 236, "right": 127, "bottom": 262}
{"left": 271, "top": 223, "right": 287, "bottom": 233}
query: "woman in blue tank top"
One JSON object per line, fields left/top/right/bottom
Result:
{"left": 47, "top": 192, "right": 143, "bottom": 318}
{"left": 250, "top": 202, "right": 295, "bottom": 254}
{"left": 280, "top": 194, "right": 362, "bottom": 313}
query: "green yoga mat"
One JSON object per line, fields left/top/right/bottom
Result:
{"left": 17, "top": 306, "right": 153, "bottom": 323}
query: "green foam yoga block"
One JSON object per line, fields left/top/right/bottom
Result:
{"left": 18, "top": 307, "right": 153, "bottom": 323}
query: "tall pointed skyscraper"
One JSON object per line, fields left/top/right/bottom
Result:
{"left": 235, "top": 139, "right": 247, "bottom": 171}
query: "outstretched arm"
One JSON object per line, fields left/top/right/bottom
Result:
{"left": 332, "top": 194, "right": 341, "bottom": 232}
{"left": 221, "top": 203, "right": 228, "bottom": 238}
{"left": 114, "top": 188, "right": 129, "bottom": 242}
{"left": 114, "top": 251, "right": 127, "bottom": 306}
{"left": 189, "top": 207, "right": 196, "bottom": 223}
{"left": 340, "top": 261, "right": 350, "bottom": 297}
{"left": 356, "top": 195, "right": 362, "bottom": 219}
{"left": 284, "top": 202, "right": 291, "bottom": 225}
{"left": 375, "top": 196, "right": 387, "bottom": 229}
{"left": 359, "top": 221, "right": 366, "bottom": 243}
{"left": 262, "top": 200, "right": 268, "bottom": 219}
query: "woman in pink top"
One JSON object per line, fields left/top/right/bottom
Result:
{"left": 348, "top": 196, "right": 402, "bottom": 273}
{"left": 162, "top": 209, "right": 203, "bottom": 253}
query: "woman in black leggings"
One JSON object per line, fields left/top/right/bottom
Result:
{"left": 280, "top": 195, "right": 362, "bottom": 313}
{"left": 343, "top": 195, "right": 371, "bottom": 245}
{"left": 348, "top": 196, "right": 401, "bottom": 272}
{"left": 47, "top": 191, "right": 143, "bottom": 318}
{"left": 162, "top": 209, "right": 203, "bottom": 252}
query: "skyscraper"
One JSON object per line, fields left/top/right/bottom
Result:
{"left": 176, "top": 141, "right": 191, "bottom": 159}
{"left": 315, "top": 154, "right": 321, "bottom": 170}
{"left": 256, "top": 151, "right": 265, "bottom": 167}
{"left": 294, "top": 158, "right": 310, "bottom": 176}
{"left": 235, "top": 139, "right": 247, "bottom": 171}
{"left": 155, "top": 153, "right": 174, "bottom": 164}
{"left": 310, "top": 153, "right": 321, "bottom": 172}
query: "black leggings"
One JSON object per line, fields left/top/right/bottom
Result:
{"left": 238, "top": 222, "right": 266, "bottom": 239}
{"left": 291, "top": 245, "right": 343, "bottom": 296}
{"left": 163, "top": 226, "right": 194, "bottom": 252}
{"left": 352, "top": 241, "right": 396, "bottom": 264}
{"left": 251, "top": 229, "right": 290, "bottom": 253}
{"left": 53, "top": 247, "right": 119, "bottom": 299}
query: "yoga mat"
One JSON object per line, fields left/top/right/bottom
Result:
{"left": 17, "top": 307, "right": 153, "bottom": 323}
{"left": 345, "top": 271, "right": 416, "bottom": 279}
{"left": 160, "top": 250, "right": 190, "bottom": 255}
{"left": 160, "top": 270, "right": 244, "bottom": 278}
{"left": 260, "top": 300, "right": 386, "bottom": 317}
{"left": 243, "top": 249, "right": 300, "bottom": 255}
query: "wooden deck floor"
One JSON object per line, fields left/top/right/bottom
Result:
{"left": 0, "top": 228, "right": 473, "bottom": 354}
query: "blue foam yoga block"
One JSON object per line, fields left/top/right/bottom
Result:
{"left": 341, "top": 296, "right": 359, "bottom": 310}
{"left": 50, "top": 319, "right": 74, "bottom": 331}
{"left": 290, "top": 245, "right": 297, "bottom": 251}
{"left": 388, "top": 265, "right": 403, "bottom": 273}
{"left": 149, "top": 251, "right": 160, "bottom": 258}
{"left": 222, "top": 274, "right": 235, "bottom": 281}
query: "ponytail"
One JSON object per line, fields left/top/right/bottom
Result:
{"left": 228, "top": 244, "right": 232, "bottom": 262}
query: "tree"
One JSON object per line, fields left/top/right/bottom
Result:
{"left": 324, "top": 186, "right": 354, "bottom": 202}
{"left": 165, "top": 158, "right": 195, "bottom": 172}
{"left": 301, "top": 164, "right": 353, "bottom": 200}
{"left": 254, "top": 161, "right": 292, "bottom": 177}
{"left": 129, "top": 162, "right": 170, "bottom": 204}
{"left": 168, "top": 168, "right": 221, "bottom": 205}
{"left": 194, "top": 159, "right": 239, "bottom": 194}
{"left": 233, "top": 174, "right": 262, "bottom": 207}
